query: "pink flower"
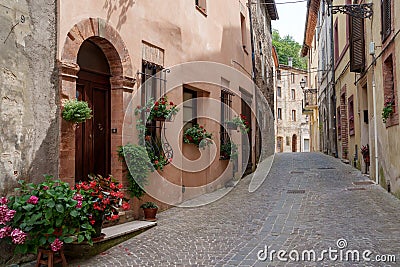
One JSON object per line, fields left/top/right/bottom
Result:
{"left": 0, "top": 197, "right": 8, "bottom": 205}
{"left": 27, "top": 196, "right": 39, "bottom": 205}
{"left": 0, "top": 205, "right": 15, "bottom": 225}
{"left": 42, "top": 186, "right": 49, "bottom": 190}
{"left": 76, "top": 200, "right": 82, "bottom": 209}
{"left": 10, "top": 229, "right": 27, "bottom": 244}
{"left": 73, "top": 193, "right": 83, "bottom": 201}
{"left": 50, "top": 238, "right": 63, "bottom": 252}
{"left": 168, "top": 158, "right": 173, "bottom": 163}
{"left": 0, "top": 226, "right": 12, "bottom": 238}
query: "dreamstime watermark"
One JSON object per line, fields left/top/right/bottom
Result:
{"left": 257, "top": 238, "right": 397, "bottom": 263}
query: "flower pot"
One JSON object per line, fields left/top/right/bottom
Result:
{"left": 226, "top": 121, "right": 238, "bottom": 130}
{"left": 143, "top": 208, "right": 158, "bottom": 221}
{"left": 153, "top": 117, "right": 166, "bottom": 121}
{"left": 92, "top": 218, "right": 104, "bottom": 238}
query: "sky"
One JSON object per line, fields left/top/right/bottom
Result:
{"left": 271, "top": 0, "right": 308, "bottom": 44}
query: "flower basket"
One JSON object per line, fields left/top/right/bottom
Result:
{"left": 225, "top": 121, "right": 238, "bottom": 130}
{"left": 135, "top": 96, "right": 179, "bottom": 122}
{"left": 62, "top": 99, "right": 92, "bottom": 123}
{"left": 183, "top": 124, "right": 213, "bottom": 148}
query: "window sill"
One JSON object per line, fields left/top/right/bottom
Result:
{"left": 196, "top": 6, "right": 207, "bottom": 17}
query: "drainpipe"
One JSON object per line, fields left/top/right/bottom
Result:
{"left": 247, "top": 0, "right": 256, "bottom": 82}
{"left": 330, "top": 6, "right": 338, "bottom": 158}
{"left": 371, "top": 65, "right": 379, "bottom": 184}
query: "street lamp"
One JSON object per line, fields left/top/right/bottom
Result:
{"left": 300, "top": 78, "right": 306, "bottom": 90}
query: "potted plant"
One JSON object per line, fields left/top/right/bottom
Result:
{"left": 62, "top": 99, "right": 92, "bottom": 123}
{"left": 220, "top": 140, "right": 238, "bottom": 161}
{"left": 225, "top": 114, "right": 250, "bottom": 134}
{"left": 140, "top": 202, "right": 158, "bottom": 221}
{"left": 183, "top": 124, "right": 213, "bottom": 148}
{"left": 0, "top": 176, "right": 94, "bottom": 257}
{"left": 75, "top": 175, "right": 130, "bottom": 239}
{"left": 382, "top": 98, "right": 394, "bottom": 123}
{"left": 136, "top": 96, "right": 179, "bottom": 122}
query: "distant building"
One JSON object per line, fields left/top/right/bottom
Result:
{"left": 275, "top": 64, "right": 310, "bottom": 152}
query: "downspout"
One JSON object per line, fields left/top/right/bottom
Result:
{"left": 329, "top": 3, "right": 338, "bottom": 158}
{"left": 372, "top": 65, "right": 379, "bottom": 184}
{"left": 248, "top": 0, "right": 256, "bottom": 82}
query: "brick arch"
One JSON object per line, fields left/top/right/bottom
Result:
{"left": 61, "top": 17, "right": 132, "bottom": 77}
{"left": 58, "top": 18, "right": 135, "bottom": 186}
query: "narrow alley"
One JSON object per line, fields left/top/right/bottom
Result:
{"left": 67, "top": 153, "right": 400, "bottom": 266}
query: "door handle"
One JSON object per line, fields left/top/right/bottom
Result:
{"left": 98, "top": 123, "right": 104, "bottom": 131}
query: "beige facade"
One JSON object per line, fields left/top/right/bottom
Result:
{"left": 275, "top": 65, "right": 310, "bottom": 153}
{"left": 57, "top": 0, "right": 277, "bottom": 216}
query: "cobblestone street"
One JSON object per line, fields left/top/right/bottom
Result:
{"left": 70, "top": 153, "right": 400, "bottom": 266}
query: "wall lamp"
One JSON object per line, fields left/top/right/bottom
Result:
{"left": 326, "top": 0, "right": 373, "bottom": 19}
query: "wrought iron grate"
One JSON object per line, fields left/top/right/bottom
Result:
{"left": 287, "top": 190, "right": 306, "bottom": 194}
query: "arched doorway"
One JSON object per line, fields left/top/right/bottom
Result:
{"left": 75, "top": 40, "right": 111, "bottom": 181}
{"left": 292, "top": 134, "right": 297, "bottom": 152}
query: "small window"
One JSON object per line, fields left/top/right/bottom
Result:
{"left": 195, "top": 0, "right": 207, "bottom": 14}
{"left": 348, "top": 95, "right": 355, "bottom": 135}
{"left": 292, "top": 110, "right": 296, "bottom": 121}
{"left": 291, "top": 89, "right": 296, "bottom": 100}
{"left": 240, "top": 13, "right": 247, "bottom": 51}
{"left": 381, "top": 0, "right": 391, "bottom": 41}
{"left": 277, "top": 87, "right": 282, "bottom": 97}
{"left": 334, "top": 18, "right": 339, "bottom": 62}
{"left": 286, "top": 136, "right": 290, "bottom": 146}
{"left": 277, "top": 70, "right": 281, "bottom": 80}
{"left": 291, "top": 73, "right": 295, "bottom": 83}
{"left": 183, "top": 88, "right": 197, "bottom": 131}
{"left": 277, "top": 108, "right": 282, "bottom": 120}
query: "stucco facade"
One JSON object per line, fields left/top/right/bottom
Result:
{"left": 57, "top": 0, "right": 276, "bottom": 215}
{"left": 275, "top": 65, "right": 310, "bottom": 153}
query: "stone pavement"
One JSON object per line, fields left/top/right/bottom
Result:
{"left": 68, "top": 153, "right": 400, "bottom": 266}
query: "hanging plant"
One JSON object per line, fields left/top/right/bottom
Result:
{"left": 135, "top": 96, "right": 179, "bottom": 122}
{"left": 225, "top": 114, "right": 250, "bottom": 134}
{"left": 183, "top": 124, "right": 213, "bottom": 148}
{"left": 62, "top": 99, "right": 92, "bottom": 123}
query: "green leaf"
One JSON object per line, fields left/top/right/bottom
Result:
{"left": 55, "top": 217, "right": 63, "bottom": 227}
{"left": 70, "top": 210, "right": 79, "bottom": 217}
{"left": 39, "top": 236, "right": 47, "bottom": 246}
{"left": 46, "top": 228, "right": 55, "bottom": 234}
{"left": 55, "top": 204, "right": 64, "bottom": 213}
{"left": 47, "top": 200, "right": 55, "bottom": 208}
{"left": 63, "top": 237, "right": 74, "bottom": 243}
{"left": 77, "top": 235, "right": 84, "bottom": 243}
{"left": 45, "top": 209, "right": 52, "bottom": 220}
{"left": 14, "top": 244, "right": 28, "bottom": 254}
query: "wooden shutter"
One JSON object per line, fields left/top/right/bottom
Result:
{"left": 381, "top": 0, "right": 391, "bottom": 40}
{"left": 349, "top": 15, "right": 365, "bottom": 73}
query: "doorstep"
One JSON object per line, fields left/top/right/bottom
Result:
{"left": 63, "top": 220, "right": 156, "bottom": 259}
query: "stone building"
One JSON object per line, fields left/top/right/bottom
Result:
{"left": 248, "top": 0, "right": 278, "bottom": 162}
{"left": 275, "top": 64, "right": 310, "bottom": 153}
{"left": 0, "top": 0, "right": 277, "bottom": 227}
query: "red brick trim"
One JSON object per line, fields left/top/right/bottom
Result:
{"left": 382, "top": 43, "right": 399, "bottom": 128}
{"left": 59, "top": 18, "right": 134, "bottom": 185}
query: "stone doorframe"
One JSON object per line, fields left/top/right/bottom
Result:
{"left": 58, "top": 18, "right": 135, "bottom": 186}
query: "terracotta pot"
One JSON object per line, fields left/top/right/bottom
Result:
{"left": 153, "top": 117, "right": 166, "bottom": 121}
{"left": 143, "top": 208, "right": 158, "bottom": 221}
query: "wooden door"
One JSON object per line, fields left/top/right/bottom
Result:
{"left": 75, "top": 70, "right": 111, "bottom": 182}
{"left": 241, "top": 98, "right": 252, "bottom": 175}
{"left": 292, "top": 134, "right": 297, "bottom": 152}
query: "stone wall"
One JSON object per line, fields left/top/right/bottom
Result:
{"left": 0, "top": 0, "right": 57, "bottom": 263}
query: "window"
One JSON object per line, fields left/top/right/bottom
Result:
{"left": 286, "top": 136, "right": 290, "bottom": 146}
{"left": 240, "top": 13, "right": 247, "bottom": 51}
{"left": 381, "top": 0, "right": 391, "bottom": 41}
{"left": 291, "top": 89, "right": 296, "bottom": 100}
{"left": 277, "top": 87, "right": 282, "bottom": 97}
{"left": 277, "top": 108, "right": 282, "bottom": 120}
{"left": 292, "top": 110, "right": 296, "bottom": 121}
{"left": 195, "top": 0, "right": 207, "bottom": 14}
{"left": 383, "top": 54, "right": 398, "bottom": 126}
{"left": 277, "top": 70, "right": 281, "bottom": 80}
{"left": 183, "top": 88, "right": 197, "bottom": 131}
{"left": 220, "top": 86, "right": 234, "bottom": 157}
{"left": 277, "top": 136, "right": 283, "bottom": 152}
{"left": 291, "top": 73, "right": 295, "bottom": 83}
{"left": 349, "top": 10, "right": 365, "bottom": 73}
{"left": 334, "top": 18, "right": 339, "bottom": 62}
{"left": 348, "top": 95, "right": 355, "bottom": 135}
